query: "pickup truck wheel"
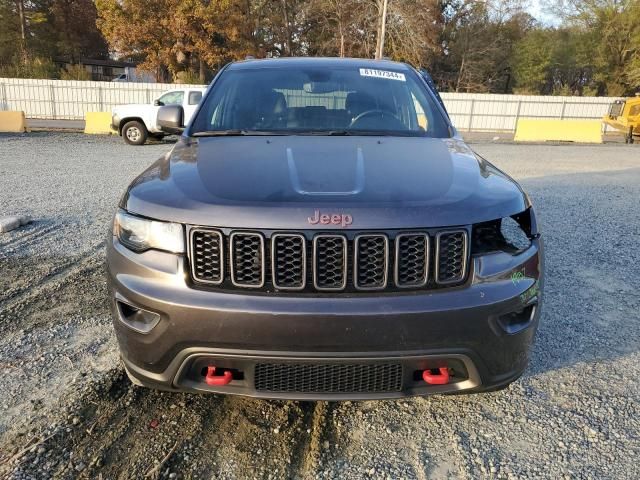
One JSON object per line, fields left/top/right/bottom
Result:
{"left": 122, "top": 121, "right": 148, "bottom": 146}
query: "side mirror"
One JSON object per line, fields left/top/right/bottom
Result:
{"left": 157, "top": 105, "right": 184, "bottom": 134}
{"left": 153, "top": 99, "right": 165, "bottom": 106}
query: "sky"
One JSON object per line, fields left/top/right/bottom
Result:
{"left": 528, "top": 0, "right": 562, "bottom": 26}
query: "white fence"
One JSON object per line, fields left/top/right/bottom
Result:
{"left": 441, "top": 92, "right": 615, "bottom": 132}
{"left": 0, "top": 78, "right": 200, "bottom": 120}
{"left": 0, "top": 77, "right": 617, "bottom": 132}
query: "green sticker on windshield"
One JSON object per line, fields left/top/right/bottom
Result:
{"left": 359, "top": 68, "right": 406, "bottom": 82}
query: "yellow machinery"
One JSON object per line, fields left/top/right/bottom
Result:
{"left": 602, "top": 95, "right": 640, "bottom": 143}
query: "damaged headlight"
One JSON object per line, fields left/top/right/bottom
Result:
{"left": 472, "top": 208, "right": 536, "bottom": 254}
{"left": 114, "top": 209, "right": 185, "bottom": 253}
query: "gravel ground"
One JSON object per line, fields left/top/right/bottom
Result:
{"left": 0, "top": 132, "right": 639, "bottom": 479}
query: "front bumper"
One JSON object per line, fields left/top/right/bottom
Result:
{"left": 107, "top": 235, "right": 543, "bottom": 400}
{"left": 110, "top": 114, "right": 120, "bottom": 134}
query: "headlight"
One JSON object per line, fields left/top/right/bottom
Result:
{"left": 500, "top": 217, "right": 531, "bottom": 251}
{"left": 114, "top": 209, "right": 184, "bottom": 253}
{"left": 472, "top": 209, "right": 535, "bottom": 254}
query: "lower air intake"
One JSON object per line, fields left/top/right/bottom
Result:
{"left": 254, "top": 362, "right": 403, "bottom": 393}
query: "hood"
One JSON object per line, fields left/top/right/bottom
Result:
{"left": 123, "top": 136, "right": 528, "bottom": 229}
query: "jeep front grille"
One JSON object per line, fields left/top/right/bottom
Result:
{"left": 230, "top": 232, "right": 265, "bottom": 288}
{"left": 395, "top": 233, "right": 429, "bottom": 288}
{"left": 189, "top": 228, "right": 469, "bottom": 293}
{"left": 254, "top": 362, "right": 403, "bottom": 393}
{"left": 271, "top": 234, "right": 306, "bottom": 290}
{"left": 354, "top": 234, "right": 388, "bottom": 290}
{"left": 435, "top": 230, "right": 468, "bottom": 284}
{"left": 313, "top": 234, "right": 348, "bottom": 291}
{"left": 190, "top": 229, "right": 224, "bottom": 285}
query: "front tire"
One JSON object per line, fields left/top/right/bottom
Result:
{"left": 626, "top": 127, "right": 634, "bottom": 144}
{"left": 123, "top": 364, "right": 144, "bottom": 387}
{"left": 122, "top": 120, "right": 148, "bottom": 146}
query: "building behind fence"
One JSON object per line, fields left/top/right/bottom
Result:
{"left": 0, "top": 77, "right": 618, "bottom": 132}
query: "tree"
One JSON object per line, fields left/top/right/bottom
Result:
{"left": 96, "top": 0, "right": 177, "bottom": 81}
{"left": 0, "top": 0, "right": 57, "bottom": 63}
{"left": 436, "top": 0, "right": 532, "bottom": 93}
{"left": 303, "top": 0, "right": 443, "bottom": 65}
{"left": 512, "top": 27, "right": 597, "bottom": 95}
{"left": 1, "top": 0, "right": 636, "bottom": 94}
{"left": 382, "top": 0, "right": 443, "bottom": 66}
{"left": 627, "top": 21, "right": 640, "bottom": 89}
{"left": 512, "top": 29, "right": 554, "bottom": 94}
{"left": 60, "top": 63, "right": 92, "bottom": 80}
{"left": 96, "top": 0, "right": 253, "bottom": 82}
{"left": 304, "top": 0, "right": 377, "bottom": 58}
{"left": 51, "top": 0, "right": 109, "bottom": 61}
{"left": 550, "top": 0, "right": 640, "bottom": 94}
{"left": 1, "top": 0, "right": 108, "bottom": 76}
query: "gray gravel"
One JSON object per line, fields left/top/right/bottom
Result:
{"left": 0, "top": 132, "right": 639, "bottom": 479}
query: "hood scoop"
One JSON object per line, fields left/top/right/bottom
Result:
{"left": 287, "top": 146, "right": 365, "bottom": 196}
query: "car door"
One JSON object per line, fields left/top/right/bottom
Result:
{"left": 183, "top": 90, "right": 203, "bottom": 125}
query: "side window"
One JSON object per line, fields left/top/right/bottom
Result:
{"left": 157, "top": 91, "right": 184, "bottom": 106}
{"left": 188, "top": 91, "right": 202, "bottom": 105}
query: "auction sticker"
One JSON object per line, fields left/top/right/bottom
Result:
{"left": 359, "top": 68, "right": 406, "bottom": 81}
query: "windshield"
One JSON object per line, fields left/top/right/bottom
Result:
{"left": 190, "top": 66, "right": 450, "bottom": 137}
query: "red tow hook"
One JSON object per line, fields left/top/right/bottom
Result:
{"left": 422, "top": 367, "right": 450, "bottom": 385}
{"left": 204, "top": 366, "right": 233, "bottom": 386}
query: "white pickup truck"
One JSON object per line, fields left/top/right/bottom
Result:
{"left": 111, "top": 87, "right": 205, "bottom": 145}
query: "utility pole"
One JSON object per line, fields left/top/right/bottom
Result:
{"left": 282, "top": 0, "right": 292, "bottom": 56}
{"left": 375, "top": 0, "right": 388, "bottom": 59}
{"left": 16, "top": 0, "right": 27, "bottom": 60}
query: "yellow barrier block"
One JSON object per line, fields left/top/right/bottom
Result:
{"left": 0, "top": 111, "right": 29, "bottom": 133}
{"left": 514, "top": 119, "right": 603, "bottom": 143}
{"left": 84, "top": 111, "right": 113, "bottom": 134}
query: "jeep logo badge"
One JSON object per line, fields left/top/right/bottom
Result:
{"left": 308, "top": 210, "right": 353, "bottom": 227}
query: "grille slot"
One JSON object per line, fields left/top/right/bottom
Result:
{"left": 313, "top": 235, "right": 347, "bottom": 291}
{"left": 271, "top": 234, "right": 306, "bottom": 290}
{"left": 230, "top": 232, "right": 265, "bottom": 288}
{"left": 435, "top": 230, "right": 468, "bottom": 284}
{"left": 254, "top": 362, "right": 403, "bottom": 393}
{"left": 190, "top": 229, "right": 224, "bottom": 284}
{"left": 354, "top": 234, "right": 388, "bottom": 290}
{"left": 395, "top": 233, "right": 429, "bottom": 288}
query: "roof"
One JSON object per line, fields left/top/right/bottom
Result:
{"left": 228, "top": 57, "right": 411, "bottom": 71}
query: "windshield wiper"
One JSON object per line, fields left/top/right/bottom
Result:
{"left": 192, "top": 129, "right": 420, "bottom": 137}
{"left": 325, "top": 130, "right": 401, "bottom": 136}
{"left": 191, "top": 130, "right": 289, "bottom": 137}
{"left": 299, "top": 130, "right": 375, "bottom": 136}
{"left": 192, "top": 129, "right": 246, "bottom": 137}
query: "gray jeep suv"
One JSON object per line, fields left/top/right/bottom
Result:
{"left": 107, "top": 57, "right": 543, "bottom": 400}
